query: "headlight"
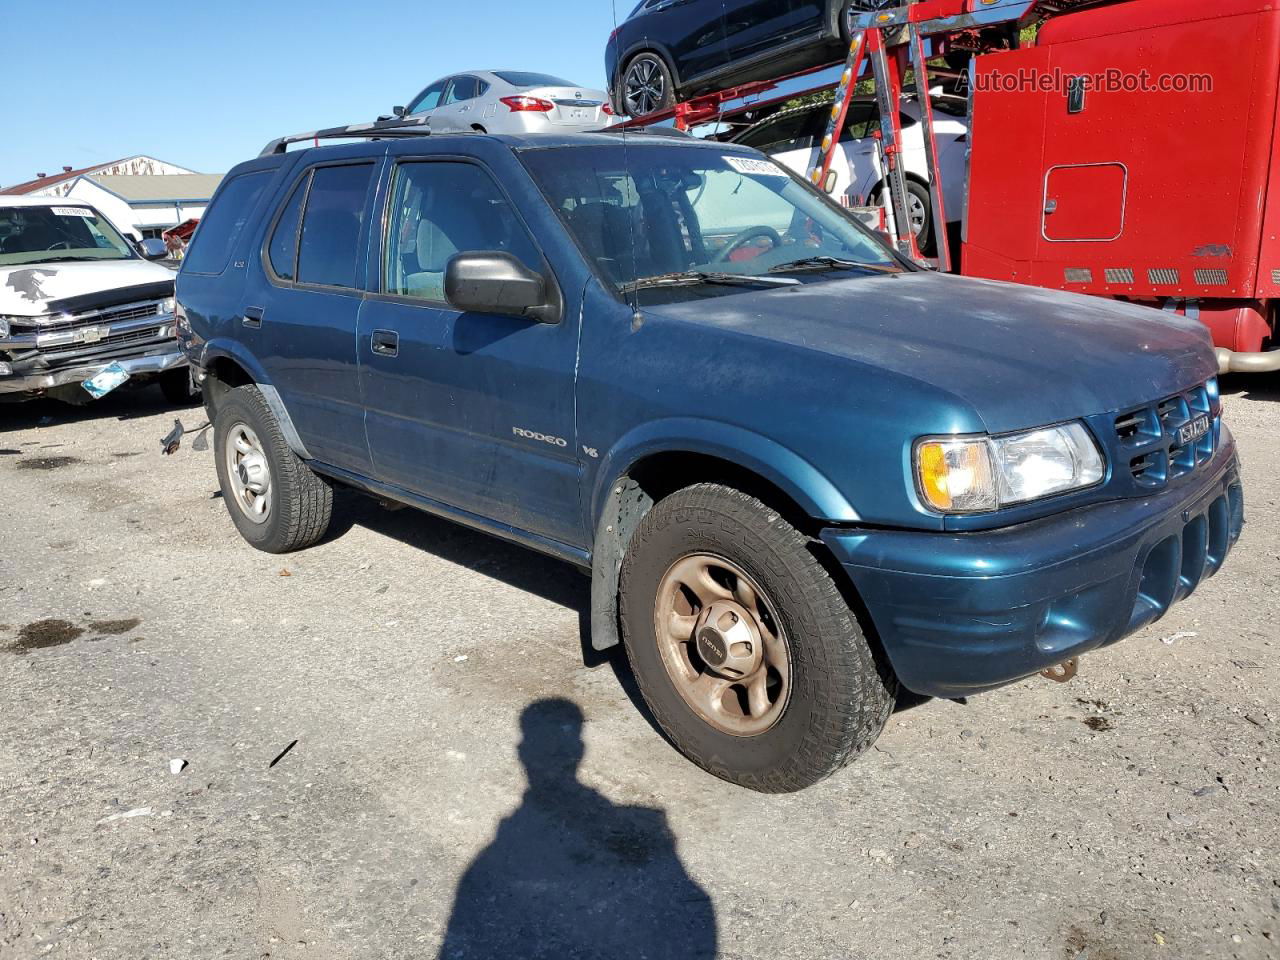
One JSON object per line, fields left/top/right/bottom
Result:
{"left": 160, "top": 297, "right": 176, "bottom": 315}
{"left": 915, "top": 422, "right": 1104, "bottom": 513}
{"left": 0, "top": 317, "right": 9, "bottom": 339}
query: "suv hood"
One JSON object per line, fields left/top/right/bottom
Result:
{"left": 643, "top": 272, "right": 1217, "bottom": 433}
{"left": 1, "top": 259, "right": 174, "bottom": 317}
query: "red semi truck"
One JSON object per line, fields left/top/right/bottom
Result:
{"left": 959, "top": 0, "right": 1280, "bottom": 373}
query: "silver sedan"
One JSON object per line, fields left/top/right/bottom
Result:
{"left": 391, "top": 70, "right": 616, "bottom": 135}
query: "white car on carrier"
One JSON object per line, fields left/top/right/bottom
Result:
{"left": 732, "top": 94, "right": 970, "bottom": 253}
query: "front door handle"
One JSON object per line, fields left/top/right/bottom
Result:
{"left": 243, "top": 306, "right": 264, "bottom": 328}
{"left": 371, "top": 329, "right": 399, "bottom": 357}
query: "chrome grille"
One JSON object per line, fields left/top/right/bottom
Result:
{"left": 16, "top": 299, "right": 164, "bottom": 334}
{"left": 1104, "top": 267, "right": 1134, "bottom": 284}
{"left": 1148, "top": 268, "right": 1180, "bottom": 285}
{"left": 1063, "top": 268, "right": 1092, "bottom": 284}
{"left": 1194, "top": 269, "right": 1228, "bottom": 286}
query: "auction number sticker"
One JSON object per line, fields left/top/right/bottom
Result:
{"left": 724, "top": 156, "right": 789, "bottom": 177}
{"left": 53, "top": 207, "right": 95, "bottom": 218}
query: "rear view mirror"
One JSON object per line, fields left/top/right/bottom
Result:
{"left": 393, "top": 105, "right": 407, "bottom": 118}
{"left": 445, "top": 252, "right": 558, "bottom": 323}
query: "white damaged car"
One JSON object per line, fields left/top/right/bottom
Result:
{"left": 0, "top": 195, "right": 191, "bottom": 404}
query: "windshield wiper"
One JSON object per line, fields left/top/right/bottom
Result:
{"left": 33, "top": 256, "right": 104, "bottom": 264}
{"left": 621, "top": 270, "right": 800, "bottom": 293}
{"left": 767, "top": 256, "right": 892, "bottom": 274}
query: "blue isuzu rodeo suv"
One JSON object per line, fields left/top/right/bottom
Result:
{"left": 176, "top": 122, "right": 1243, "bottom": 792}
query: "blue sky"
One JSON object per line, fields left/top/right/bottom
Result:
{"left": 0, "top": 0, "right": 630, "bottom": 188}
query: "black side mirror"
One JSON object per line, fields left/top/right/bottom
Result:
{"left": 444, "top": 252, "right": 558, "bottom": 323}
{"left": 393, "top": 105, "right": 408, "bottom": 118}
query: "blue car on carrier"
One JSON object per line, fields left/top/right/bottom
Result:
{"left": 176, "top": 117, "right": 1244, "bottom": 793}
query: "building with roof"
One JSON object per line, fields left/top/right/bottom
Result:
{"left": 2, "top": 156, "right": 222, "bottom": 240}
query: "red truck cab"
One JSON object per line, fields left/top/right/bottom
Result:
{"left": 963, "top": 0, "right": 1280, "bottom": 371}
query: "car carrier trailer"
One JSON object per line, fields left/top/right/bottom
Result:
{"left": 619, "top": 0, "right": 1280, "bottom": 374}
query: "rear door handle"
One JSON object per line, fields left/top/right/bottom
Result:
{"left": 371, "top": 329, "right": 399, "bottom": 357}
{"left": 242, "top": 306, "right": 264, "bottom": 328}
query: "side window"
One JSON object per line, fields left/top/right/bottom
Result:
{"left": 266, "top": 173, "right": 309, "bottom": 281}
{"left": 296, "top": 164, "right": 375, "bottom": 289}
{"left": 409, "top": 80, "right": 447, "bottom": 114}
{"left": 383, "top": 161, "right": 542, "bottom": 302}
{"left": 738, "top": 110, "right": 817, "bottom": 153}
{"left": 841, "top": 102, "right": 879, "bottom": 141}
{"left": 184, "top": 172, "right": 270, "bottom": 275}
{"left": 444, "top": 76, "right": 480, "bottom": 105}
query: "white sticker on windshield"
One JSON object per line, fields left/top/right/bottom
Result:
{"left": 724, "top": 156, "right": 789, "bottom": 178}
{"left": 52, "top": 207, "right": 95, "bottom": 218}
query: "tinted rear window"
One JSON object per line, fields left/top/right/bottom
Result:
{"left": 296, "top": 164, "right": 375, "bottom": 289}
{"left": 494, "top": 71, "right": 576, "bottom": 88}
{"left": 184, "top": 172, "right": 270, "bottom": 275}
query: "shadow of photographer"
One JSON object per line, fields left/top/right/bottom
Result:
{"left": 437, "top": 698, "right": 717, "bottom": 960}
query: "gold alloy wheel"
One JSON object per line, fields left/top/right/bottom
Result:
{"left": 652, "top": 553, "right": 792, "bottom": 737}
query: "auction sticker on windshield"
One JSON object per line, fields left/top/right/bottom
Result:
{"left": 724, "top": 156, "right": 788, "bottom": 177}
{"left": 52, "top": 207, "right": 95, "bottom": 217}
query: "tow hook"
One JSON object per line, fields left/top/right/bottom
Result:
{"left": 1040, "top": 658, "right": 1079, "bottom": 683}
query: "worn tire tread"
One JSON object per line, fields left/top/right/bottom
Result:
{"left": 214, "top": 385, "right": 332, "bottom": 554}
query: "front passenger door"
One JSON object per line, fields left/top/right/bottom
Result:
{"left": 357, "top": 158, "right": 583, "bottom": 546}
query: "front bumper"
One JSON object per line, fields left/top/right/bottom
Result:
{"left": 0, "top": 344, "right": 185, "bottom": 395}
{"left": 822, "top": 441, "right": 1244, "bottom": 698}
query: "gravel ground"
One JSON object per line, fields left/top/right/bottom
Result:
{"left": 0, "top": 378, "right": 1276, "bottom": 960}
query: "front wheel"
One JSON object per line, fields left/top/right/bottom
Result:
{"left": 213, "top": 384, "right": 333, "bottom": 553}
{"left": 619, "top": 484, "right": 897, "bottom": 793}
{"left": 617, "top": 52, "right": 676, "bottom": 118}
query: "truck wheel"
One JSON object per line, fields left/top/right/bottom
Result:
{"left": 213, "top": 384, "right": 332, "bottom": 553}
{"left": 619, "top": 483, "right": 896, "bottom": 792}
{"left": 159, "top": 368, "right": 200, "bottom": 406}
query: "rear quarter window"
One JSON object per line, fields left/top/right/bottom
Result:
{"left": 183, "top": 171, "right": 271, "bottom": 275}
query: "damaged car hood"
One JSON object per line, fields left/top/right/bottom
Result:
{"left": 1, "top": 259, "right": 175, "bottom": 317}
{"left": 641, "top": 271, "right": 1218, "bottom": 433}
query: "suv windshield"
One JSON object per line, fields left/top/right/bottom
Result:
{"left": 0, "top": 205, "right": 135, "bottom": 267}
{"left": 520, "top": 145, "right": 902, "bottom": 296}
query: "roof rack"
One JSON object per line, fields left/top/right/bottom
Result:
{"left": 259, "top": 115, "right": 436, "bottom": 158}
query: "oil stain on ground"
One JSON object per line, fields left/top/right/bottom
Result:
{"left": 87, "top": 617, "right": 142, "bottom": 636}
{"left": 8, "top": 619, "right": 85, "bottom": 653}
{"left": 16, "top": 456, "right": 82, "bottom": 471}
{"left": 1083, "top": 715, "right": 1114, "bottom": 732}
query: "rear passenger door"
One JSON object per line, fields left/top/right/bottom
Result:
{"left": 431, "top": 75, "right": 489, "bottom": 131}
{"left": 255, "top": 157, "right": 380, "bottom": 475}
{"left": 723, "top": 0, "right": 804, "bottom": 63}
{"left": 357, "top": 156, "right": 583, "bottom": 546}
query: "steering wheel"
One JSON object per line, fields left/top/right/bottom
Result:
{"left": 716, "top": 225, "right": 783, "bottom": 262}
{"left": 46, "top": 241, "right": 72, "bottom": 250}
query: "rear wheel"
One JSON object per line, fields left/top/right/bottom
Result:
{"left": 873, "top": 179, "right": 934, "bottom": 254}
{"left": 619, "top": 483, "right": 897, "bottom": 793}
{"left": 213, "top": 384, "right": 332, "bottom": 553}
{"left": 618, "top": 52, "right": 676, "bottom": 118}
